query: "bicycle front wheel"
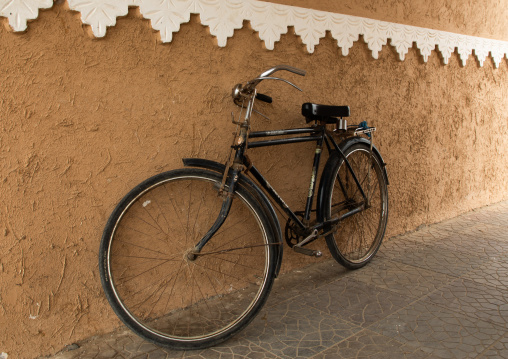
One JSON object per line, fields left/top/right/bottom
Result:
{"left": 99, "top": 168, "right": 277, "bottom": 349}
{"left": 322, "top": 139, "right": 388, "bottom": 269}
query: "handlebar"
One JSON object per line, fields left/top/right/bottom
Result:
{"left": 245, "top": 65, "right": 306, "bottom": 92}
{"left": 232, "top": 65, "right": 306, "bottom": 105}
{"left": 258, "top": 65, "right": 306, "bottom": 81}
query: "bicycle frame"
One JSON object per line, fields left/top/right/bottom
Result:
{"left": 192, "top": 125, "right": 368, "bottom": 254}
{"left": 192, "top": 79, "right": 368, "bottom": 254}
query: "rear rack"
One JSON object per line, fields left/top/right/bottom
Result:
{"left": 353, "top": 127, "right": 376, "bottom": 136}
{"left": 333, "top": 121, "right": 376, "bottom": 138}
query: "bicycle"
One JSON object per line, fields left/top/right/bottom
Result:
{"left": 99, "top": 65, "right": 389, "bottom": 350}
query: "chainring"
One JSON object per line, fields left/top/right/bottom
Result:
{"left": 284, "top": 212, "right": 306, "bottom": 248}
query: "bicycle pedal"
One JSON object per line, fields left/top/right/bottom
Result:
{"left": 293, "top": 246, "right": 322, "bottom": 257}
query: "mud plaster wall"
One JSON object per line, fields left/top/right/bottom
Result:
{"left": 0, "top": 1, "right": 507, "bottom": 358}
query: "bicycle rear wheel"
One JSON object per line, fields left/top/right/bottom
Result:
{"left": 99, "top": 168, "right": 277, "bottom": 349}
{"left": 322, "top": 139, "right": 388, "bottom": 269}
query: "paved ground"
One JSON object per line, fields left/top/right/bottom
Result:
{"left": 48, "top": 200, "right": 508, "bottom": 359}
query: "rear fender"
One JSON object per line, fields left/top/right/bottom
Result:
{"left": 182, "top": 158, "right": 284, "bottom": 277}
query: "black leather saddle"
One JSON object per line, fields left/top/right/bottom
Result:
{"left": 302, "top": 103, "right": 350, "bottom": 123}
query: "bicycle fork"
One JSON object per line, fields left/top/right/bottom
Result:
{"left": 188, "top": 127, "right": 248, "bottom": 259}
{"left": 186, "top": 168, "right": 238, "bottom": 260}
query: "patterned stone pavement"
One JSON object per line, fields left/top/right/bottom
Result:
{"left": 45, "top": 200, "right": 508, "bottom": 359}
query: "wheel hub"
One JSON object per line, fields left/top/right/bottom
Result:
{"left": 185, "top": 248, "right": 198, "bottom": 261}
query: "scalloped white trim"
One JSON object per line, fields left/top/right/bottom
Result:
{"left": 1, "top": 0, "right": 507, "bottom": 67}
{"left": 0, "top": 0, "right": 52, "bottom": 31}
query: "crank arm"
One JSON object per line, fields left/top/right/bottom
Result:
{"left": 293, "top": 246, "right": 322, "bottom": 257}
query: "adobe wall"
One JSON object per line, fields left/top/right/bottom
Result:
{"left": 0, "top": 1, "right": 506, "bottom": 358}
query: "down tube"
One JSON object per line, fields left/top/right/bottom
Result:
{"left": 246, "top": 163, "right": 306, "bottom": 230}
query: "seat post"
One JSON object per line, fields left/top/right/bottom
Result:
{"left": 337, "top": 117, "right": 347, "bottom": 131}
{"left": 303, "top": 127, "right": 325, "bottom": 222}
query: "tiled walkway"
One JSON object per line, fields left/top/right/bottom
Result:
{"left": 49, "top": 201, "right": 508, "bottom": 359}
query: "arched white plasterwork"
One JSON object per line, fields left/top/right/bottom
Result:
{"left": 1, "top": 0, "right": 507, "bottom": 68}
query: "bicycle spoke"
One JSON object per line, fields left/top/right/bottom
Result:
{"left": 115, "top": 240, "right": 171, "bottom": 257}
{"left": 192, "top": 261, "right": 252, "bottom": 284}
{"left": 346, "top": 217, "right": 356, "bottom": 256}
{"left": 354, "top": 214, "right": 367, "bottom": 258}
{"left": 127, "top": 214, "right": 166, "bottom": 238}
{"left": 209, "top": 217, "right": 253, "bottom": 250}
{"left": 208, "top": 254, "right": 263, "bottom": 272}
{"left": 153, "top": 196, "right": 172, "bottom": 235}
{"left": 120, "top": 224, "right": 161, "bottom": 240}
{"left": 199, "top": 263, "right": 228, "bottom": 312}
{"left": 118, "top": 258, "right": 172, "bottom": 284}
{"left": 145, "top": 277, "right": 173, "bottom": 319}
{"left": 142, "top": 202, "right": 169, "bottom": 236}
{"left": 368, "top": 177, "right": 380, "bottom": 204}
{"left": 113, "top": 254, "right": 177, "bottom": 262}
{"left": 187, "top": 262, "right": 195, "bottom": 337}
{"left": 186, "top": 181, "right": 193, "bottom": 244}
{"left": 196, "top": 242, "right": 277, "bottom": 257}
{"left": 163, "top": 184, "right": 189, "bottom": 239}
{"left": 129, "top": 276, "right": 170, "bottom": 313}
{"left": 161, "top": 260, "right": 185, "bottom": 316}
{"left": 188, "top": 264, "right": 212, "bottom": 314}
{"left": 207, "top": 250, "right": 267, "bottom": 258}
{"left": 191, "top": 196, "right": 205, "bottom": 244}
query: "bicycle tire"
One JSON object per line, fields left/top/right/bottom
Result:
{"left": 321, "top": 139, "right": 388, "bottom": 269}
{"left": 99, "top": 168, "right": 277, "bottom": 349}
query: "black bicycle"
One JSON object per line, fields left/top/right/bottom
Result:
{"left": 99, "top": 65, "right": 389, "bottom": 350}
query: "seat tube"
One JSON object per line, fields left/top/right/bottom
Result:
{"left": 303, "top": 130, "right": 324, "bottom": 221}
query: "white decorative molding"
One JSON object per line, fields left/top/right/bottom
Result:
{"left": 1, "top": 0, "right": 507, "bottom": 68}
{"left": 66, "top": 0, "right": 130, "bottom": 38}
{"left": 0, "top": 0, "right": 52, "bottom": 31}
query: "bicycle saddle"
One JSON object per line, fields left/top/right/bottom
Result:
{"left": 302, "top": 103, "right": 350, "bottom": 123}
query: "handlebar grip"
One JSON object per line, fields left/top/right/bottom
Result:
{"left": 255, "top": 93, "right": 273, "bottom": 104}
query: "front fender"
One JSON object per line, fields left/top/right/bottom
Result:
{"left": 183, "top": 158, "right": 284, "bottom": 277}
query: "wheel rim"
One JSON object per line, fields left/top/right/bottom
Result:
{"left": 330, "top": 148, "right": 387, "bottom": 264}
{"left": 106, "top": 175, "right": 271, "bottom": 342}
